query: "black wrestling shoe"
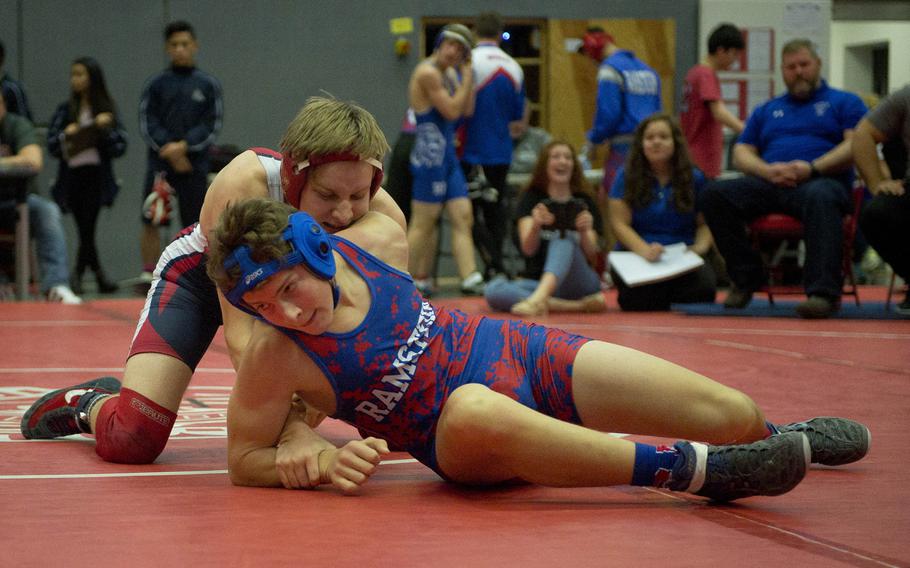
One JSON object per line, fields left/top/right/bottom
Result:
{"left": 20, "top": 377, "right": 121, "bottom": 439}
{"left": 668, "top": 432, "right": 810, "bottom": 502}
{"left": 776, "top": 417, "right": 870, "bottom": 466}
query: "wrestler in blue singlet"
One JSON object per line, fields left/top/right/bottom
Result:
{"left": 279, "top": 237, "right": 590, "bottom": 475}
{"left": 409, "top": 104, "right": 468, "bottom": 203}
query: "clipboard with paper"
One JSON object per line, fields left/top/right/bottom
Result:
{"left": 62, "top": 125, "right": 100, "bottom": 159}
{"left": 608, "top": 242, "right": 704, "bottom": 287}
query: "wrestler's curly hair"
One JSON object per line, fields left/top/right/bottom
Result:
{"left": 206, "top": 198, "right": 296, "bottom": 295}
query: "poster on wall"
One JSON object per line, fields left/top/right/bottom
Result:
{"left": 783, "top": 2, "right": 826, "bottom": 43}
{"left": 731, "top": 27, "right": 775, "bottom": 73}
{"left": 721, "top": 78, "right": 776, "bottom": 120}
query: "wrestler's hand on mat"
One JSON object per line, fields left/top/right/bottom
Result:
{"left": 319, "top": 437, "right": 390, "bottom": 495}
{"left": 275, "top": 405, "right": 335, "bottom": 489}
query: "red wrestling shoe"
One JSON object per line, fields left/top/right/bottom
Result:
{"left": 20, "top": 377, "right": 121, "bottom": 439}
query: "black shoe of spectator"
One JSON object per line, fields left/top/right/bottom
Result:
{"left": 796, "top": 295, "right": 840, "bottom": 319}
{"left": 723, "top": 287, "right": 754, "bottom": 309}
{"left": 896, "top": 292, "right": 910, "bottom": 316}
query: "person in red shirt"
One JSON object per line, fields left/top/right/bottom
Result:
{"left": 680, "top": 24, "right": 745, "bottom": 178}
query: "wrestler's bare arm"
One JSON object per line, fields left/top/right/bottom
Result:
{"left": 227, "top": 325, "right": 330, "bottom": 488}
{"left": 200, "top": 151, "right": 271, "bottom": 366}
{"left": 228, "top": 323, "right": 388, "bottom": 492}
{"left": 200, "top": 150, "right": 270, "bottom": 243}
{"left": 339, "top": 211, "right": 410, "bottom": 273}
{"left": 369, "top": 188, "right": 407, "bottom": 231}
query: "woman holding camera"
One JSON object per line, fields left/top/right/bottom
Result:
{"left": 485, "top": 141, "right": 605, "bottom": 316}
{"left": 608, "top": 113, "right": 716, "bottom": 311}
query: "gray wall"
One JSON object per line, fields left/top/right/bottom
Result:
{"left": 1, "top": 0, "right": 698, "bottom": 283}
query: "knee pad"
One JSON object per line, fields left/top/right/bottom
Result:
{"left": 94, "top": 388, "right": 176, "bottom": 464}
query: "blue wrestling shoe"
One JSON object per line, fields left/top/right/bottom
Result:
{"left": 20, "top": 377, "right": 121, "bottom": 439}
{"left": 668, "top": 432, "right": 810, "bottom": 502}
{"left": 776, "top": 417, "right": 870, "bottom": 466}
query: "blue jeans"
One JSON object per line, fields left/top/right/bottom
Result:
{"left": 700, "top": 175, "right": 849, "bottom": 299}
{"left": 16, "top": 194, "right": 70, "bottom": 292}
{"left": 485, "top": 237, "right": 601, "bottom": 311}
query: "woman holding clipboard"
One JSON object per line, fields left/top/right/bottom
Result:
{"left": 47, "top": 56, "right": 127, "bottom": 294}
{"left": 608, "top": 113, "right": 716, "bottom": 310}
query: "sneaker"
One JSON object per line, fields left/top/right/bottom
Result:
{"left": 777, "top": 417, "right": 870, "bottom": 466}
{"left": 47, "top": 284, "right": 83, "bottom": 305}
{"left": 460, "top": 271, "right": 485, "bottom": 296}
{"left": 668, "top": 432, "right": 810, "bottom": 501}
{"left": 723, "top": 286, "right": 754, "bottom": 309}
{"left": 796, "top": 295, "right": 840, "bottom": 319}
{"left": 133, "top": 271, "right": 155, "bottom": 296}
{"left": 20, "top": 377, "right": 121, "bottom": 439}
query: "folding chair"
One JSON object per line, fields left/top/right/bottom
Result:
{"left": 748, "top": 182, "right": 864, "bottom": 306}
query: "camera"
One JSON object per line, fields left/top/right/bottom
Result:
{"left": 541, "top": 197, "right": 587, "bottom": 234}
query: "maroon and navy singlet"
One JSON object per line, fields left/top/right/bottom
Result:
{"left": 128, "top": 148, "right": 284, "bottom": 367}
{"left": 279, "top": 236, "right": 591, "bottom": 475}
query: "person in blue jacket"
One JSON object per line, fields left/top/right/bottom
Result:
{"left": 137, "top": 20, "right": 223, "bottom": 284}
{"left": 579, "top": 27, "right": 661, "bottom": 199}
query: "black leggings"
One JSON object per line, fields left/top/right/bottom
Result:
{"left": 613, "top": 263, "right": 717, "bottom": 311}
{"left": 66, "top": 165, "right": 104, "bottom": 272}
{"left": 462, "top": 162, "right": 511, "bottom": 277}
{"left": 860, "top": 192, "right": 910, "bottom": 282}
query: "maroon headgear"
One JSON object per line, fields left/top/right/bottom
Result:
{"left": 580, "top": 28, "right": 613, "bottom": 62}
{"left": 281, "top": 153, "right": 384, "bottom": 208}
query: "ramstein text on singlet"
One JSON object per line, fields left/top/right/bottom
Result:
{"left": 355, "top": 301, "right": 437, "bottom": 421}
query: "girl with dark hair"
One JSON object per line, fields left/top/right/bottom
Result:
{"left": 484, "top": 140, "right": 605, "bottom": 316}
{"left": 608, "top": 113, "right": 716, "bottom": 310}
{"left": 47, "top": 56, "right": 127, "bottom": 294}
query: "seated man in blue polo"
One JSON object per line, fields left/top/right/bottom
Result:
{"left": 699, "top": 39, "right": 867, "bottom": 318}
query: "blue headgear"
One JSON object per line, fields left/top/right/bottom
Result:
{"left": 223, "top": 211, "right": 339, "bottom": 311}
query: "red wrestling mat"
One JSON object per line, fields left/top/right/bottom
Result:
{"left": 1, "top": 291, "right": 908, "bottom": 567}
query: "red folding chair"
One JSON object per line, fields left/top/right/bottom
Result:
{"left": 748, "top": 182, "right": 864, "bottom": 306}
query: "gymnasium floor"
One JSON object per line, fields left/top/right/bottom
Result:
{"left": 1, "top": 289, "right": 908, "bottom": 567}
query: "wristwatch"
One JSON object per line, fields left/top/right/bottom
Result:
{"left": 809, "top": 163, "right": 821, "bottom": 179}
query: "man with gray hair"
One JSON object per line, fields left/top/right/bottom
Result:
{"left": 700, "top": 39, "right": 867, "bottom": 318}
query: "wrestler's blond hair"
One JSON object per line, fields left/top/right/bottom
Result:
{"left": 279, "top": 96, "right": 390, "bottom": 161}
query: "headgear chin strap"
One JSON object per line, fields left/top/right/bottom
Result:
{"left": 223, "top": 211, "right": 339, "bottom": 312}
{"left": 281, "top": 152, "right": 384, "bottom": 208}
